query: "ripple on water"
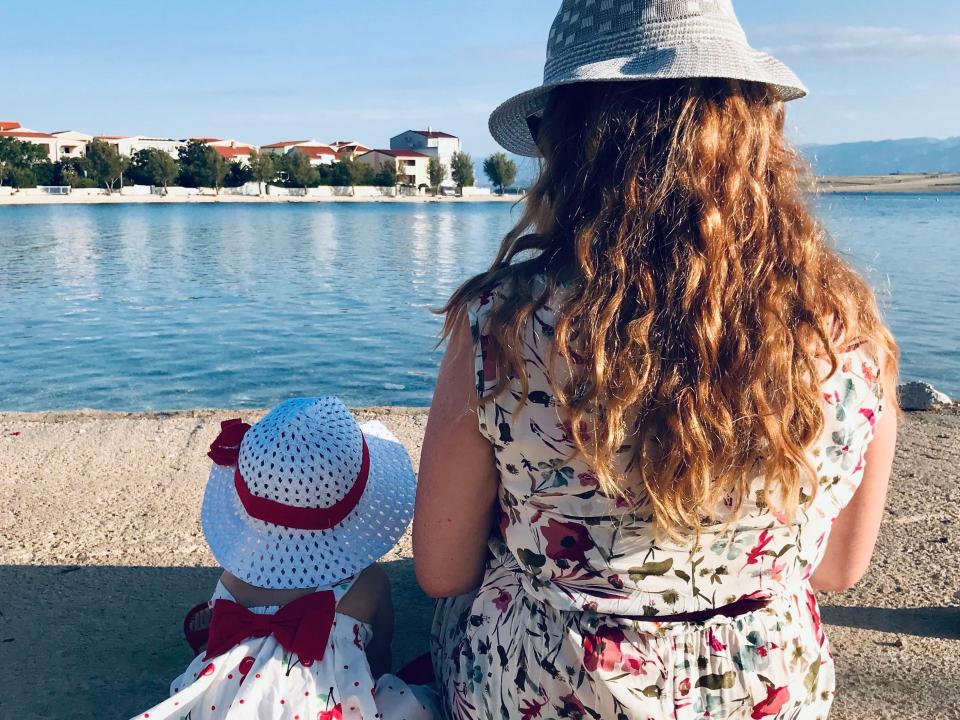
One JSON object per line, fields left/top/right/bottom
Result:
{"left": 1, "top": 198, "right": 957, "bottom": 410}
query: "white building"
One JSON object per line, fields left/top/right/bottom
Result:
{"left": 0, "top": 122, "right": 59, "bottom": 162}
{"left": 331, "top": 141, "right": 372, "bottom": 161}
{"left": 51, "top": 131, "right": 93, "bottom": 159}
{"left": 200, "top": 139, "right": 256, "bottom": 166}
{"left": 261, "top": 140, "right": 338, "bottom": 166}
{"left": 389, "top": 129, "right": 462, "bottom": 186}
{"left": 96, "top": 135, "right": 185, "bottom": 158}
{"left": 357, "top": 149, "right": 431, "bottom": 188}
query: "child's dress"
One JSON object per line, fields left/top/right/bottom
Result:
{"left": 134, "top": 579, "right": 436, "bottom": 720}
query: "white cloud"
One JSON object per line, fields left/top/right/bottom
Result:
{"left": 761, "top": 25, "right": 960, "bottom": 58}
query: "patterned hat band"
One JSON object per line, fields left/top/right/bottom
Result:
{"left": 208, "top": 418, "right": 371, "bottom": 531}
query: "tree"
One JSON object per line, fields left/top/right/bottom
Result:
{"left": 322, "top": 158, "right": 374, "bottom": 187}
{"left": 0, "top": 136, "right": 53, "bottom": 187}
{"left": 372, "top": 161, "right": 399, "bottom": 188}
{"left": 85, "top": 138, "right": 127, "bottom": 192}
{"left": 483, "top": 152, "right": 518, "bottom": 195}
{"left": 450, "top": 151, "right": 475, "bottom": 192}
{"left": 55, "top": 157, "right": 97, "bottom": 188}
{"left": 428, "top": 157, "right": 447, "bottom": 193}
{"left": 247, "top": 149, "right": 277, "bottom": 195}
{"left": 177, "top": 141, "right": 228, "bottom": 191}
{"left": 278, "top": 151, "right": 319, "bottom": 188}
{"left": 129, "top": 148, "right": 179, "bottom": 190}
{"left": 224, "top": 161, "right": 252, "bottom": 188}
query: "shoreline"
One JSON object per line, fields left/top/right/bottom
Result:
{"left": 0, "top": 192, "right": 520, "bottom": 206}
{"left": 816, "top": 172, "right": 960, "bottom": 194}
{"left": 1, "top": 173, "right": 959, "bottom": 206}
{"left": 1, "top": 406, "right": 958, "bottom": 719}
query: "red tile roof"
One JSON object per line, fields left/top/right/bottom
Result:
{"left": 412, "top": 130, "right": 457, "bottom": 139}
{"left": 262, "top": 140, "right": 309, "bottom": 149}
{"left": 0, "top": 129, "right": 55, "bottom": 139}
{"left": 212, "top": 145, "right": 254, "bottom": 159}
{"left": 0, "top": 121, "right": 22, "bottom": 131}
{"left": 293, "top": 145, "right": 336, "bottom": 159}
{"left": 369, "top": 149, "right": 428, "bottom": 158}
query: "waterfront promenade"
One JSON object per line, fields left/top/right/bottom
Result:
{"left": 0, "top": 406, "right": 957, "bottom": 719}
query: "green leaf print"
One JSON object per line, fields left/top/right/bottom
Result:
{"left": 627, "top": 558, "right": 674, "bottom": 582}
{"left": 696, "top": 671, "right": 738, "bottom": 690}
{"left": 804, "top": 658, "right": 821, "bottom": 694}
{"left": 641, "top": 685, "right": 662, "bottom": 698}
{"left": 674, "top": 569, "right": 691, "bottom": 582}
{"left": 517, "top": 548, "right": 547, "bottom": 572}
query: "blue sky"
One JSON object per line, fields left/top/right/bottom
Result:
{"left": 2, "top": 1, "right": 958, "bottom": 156}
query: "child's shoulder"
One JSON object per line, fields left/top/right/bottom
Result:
{"left": 336, "top": 563, "right": 391, "bottom": 625}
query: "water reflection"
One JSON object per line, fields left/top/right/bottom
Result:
{"left": 0, "top": 198, "right": 957, "bottom": 411}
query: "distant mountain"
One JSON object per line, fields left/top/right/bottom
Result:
{"left": 802, "top": 137, "right": 960, "bottom": 176}
{"left": 473, "top": 137, "right": 960, "bottom": 186}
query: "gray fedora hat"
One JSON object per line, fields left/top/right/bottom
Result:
{"left": 490, "top": 0, "right": 807, "bottom": 157}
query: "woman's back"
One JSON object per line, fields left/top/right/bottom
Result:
{"left": 469, "top": 285, "right": 885, "bottom": 617}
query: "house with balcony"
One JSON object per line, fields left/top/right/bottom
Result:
{"left": 51, "top": 131, "right": 93, "bottom": 159}
{"left": 389, "top": 129, "right": 461, "bottom": 186}
{"left": 357, "top": 149, "right": 430, "bottom": 187}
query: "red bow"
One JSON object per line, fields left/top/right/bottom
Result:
{"left": 204, "top": 591, "right": 336, "bottom": 663}
{"left": 208, "top": 418, "right": 251, "bottom": 466}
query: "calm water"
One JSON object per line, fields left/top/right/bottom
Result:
{"left": 1, "top": 196, "right": 957, "bottom": 411}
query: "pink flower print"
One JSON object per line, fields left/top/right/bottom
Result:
{"left": 679, "top": 677, "right": 691, "bottom": 696}
{"left": 862, "top": 362, "right": 878, "bottom": 384}
{"left": 706, "top": 627, "right": 727, "bottom": 652}
{"left": 859, "top": 408, "right": 877, "bottom": 431}
{"left": 493, "top": 589, "right": 512, "bottom": 612}
{"left": 746, "top": 530, "right": 773, "bottom": 566}
{"left": 582, "top": 626, "right": 625, "bottom": 672}
{"left": 751, "top": 686, "right": 790, "bottom": 718}
{"left": 578, "top": 471, "right": 599, "bottom": 489}
{"left": 199, "top": 663, "right": 216, "bottom": 677}
{"left": 559, "top": 693, "right": 587, "bottom": 717}
{"left": 542, "top": 519, "right": 595, "bottom": 564}
{"left": 620, "top": 656, "right": 654, "bottom": 676}
{"left": 353, "top": 624, "right": 363, "bottom": 649}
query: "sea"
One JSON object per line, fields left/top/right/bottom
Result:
{"left": 1, "top": 195, "right": 957, "bottom": 411}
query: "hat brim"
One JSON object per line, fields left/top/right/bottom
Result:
{"left": 201, "top": 420, "right": 416, "bottom": 590}
{"left": 490, "top": 41, "right": 808, "bottom": 157}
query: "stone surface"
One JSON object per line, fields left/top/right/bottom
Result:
{"left": 899, "top": 381, "right": 953, "bottom": 411}
{"left": 1, "top": 406, "right": 958, "bottom": 719}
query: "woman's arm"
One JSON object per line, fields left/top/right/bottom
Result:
{"left": 414, "top": 313, "right": 500, "bottom": 599}
{"left": 810, "top": 382, "right": 897, "bottom": 592}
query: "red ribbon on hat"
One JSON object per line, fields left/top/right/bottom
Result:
{"left": 207, "top": 417, "right": 370, "bottom": 531}
{"left": 207, "top": 418, "right": 251, "bottom": 466}
{"left": 204, "top": 591, "right": 336, "bottom": 663}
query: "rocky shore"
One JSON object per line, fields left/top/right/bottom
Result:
{"left": 1, "top": 406, "right": 957, "bottom": 719}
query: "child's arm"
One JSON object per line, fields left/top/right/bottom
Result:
{"left": 364, "top": 565, "right": 394, "bottom": 678}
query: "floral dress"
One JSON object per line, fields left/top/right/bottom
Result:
{"left": 133, "top": 579, "right": 438, "bottom": 720}
{"left": 431, "top": 287, "right": 885, "bottom": 720}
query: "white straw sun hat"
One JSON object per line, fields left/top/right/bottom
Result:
{"left": 490, "top": 0, "right": 807, "bottom": 157}
{"left": 201, "top": 397, "right": 415, "bottom": 589}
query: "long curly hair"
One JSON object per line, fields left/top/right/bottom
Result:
{"left": 442, "top": 79, "right": 898, "bottom": 536}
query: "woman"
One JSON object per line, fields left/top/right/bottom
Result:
{"left": 415, "top": 2, "right": 898, "bottom": 718}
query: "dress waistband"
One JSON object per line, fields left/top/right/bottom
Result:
{"left": 618, "top": 596, "right": 771, "bottom": 624}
